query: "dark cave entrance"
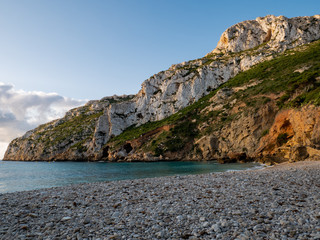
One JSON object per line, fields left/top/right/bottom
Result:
{"left": 123, "top": 143, "right": 133, "bottom": 153}
{"left": 102, "top": 146, "right": 109, "bottom": 158}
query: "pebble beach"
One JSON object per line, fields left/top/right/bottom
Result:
{"left": 0, "top": 160, "right": 319, "bottom": 240}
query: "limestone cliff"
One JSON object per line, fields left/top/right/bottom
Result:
{"left": 212, "top": 15, "right": 320, "bottom": 54}
{"left": 106, "top": 39, "right": 320, "bottom": 164}
{"left": 4, "top": 15, "right": 320, "bottom": 162}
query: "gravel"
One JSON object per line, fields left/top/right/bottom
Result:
{"left": 0, "top": 160, "right": 319, "bottom": 240}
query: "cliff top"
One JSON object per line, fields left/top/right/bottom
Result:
{"left": 210, "top": 14, "right": 320, "bottom": 54}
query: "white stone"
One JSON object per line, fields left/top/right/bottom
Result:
{"left": 60, "top": 216, "right": 72, "bottom": 222}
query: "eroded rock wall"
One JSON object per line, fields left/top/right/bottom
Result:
{"left": 212, "top": 15, "right": 320, "bottom": 54}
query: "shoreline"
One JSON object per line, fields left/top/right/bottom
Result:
{"left": 0, "top": 161, "right": 261, "bottom": 194}
{"left": 1, "top": 160, "right": 319, "bottom": 239}
{"left": 1, "top": 158, "right": 259, "bottom": 162}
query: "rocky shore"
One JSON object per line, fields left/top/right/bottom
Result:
{"left": 1, "top": 160, "right": 319, "bottom": 240}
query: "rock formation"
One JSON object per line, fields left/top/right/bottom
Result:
{"left": 4, "top": 15, "right": 320, "bottom": 162}
{"left": 257, "top": 105, "right": 320, "bottom": 162}
{"left": 212, "top": 15, "right": 320, "bottom": 54}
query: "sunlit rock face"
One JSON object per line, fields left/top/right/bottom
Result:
{"left": 212, "top": 15, "right": 320, "bottom": 54}
{"left": 4, "top": 15, "right": 320, "bottom": 161}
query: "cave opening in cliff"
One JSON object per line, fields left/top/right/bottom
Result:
{"left": 123, "top": 143, "right": 133, "bottom": 153}
{"left": 102, "top": 146, "right": 109, "bottom": 158}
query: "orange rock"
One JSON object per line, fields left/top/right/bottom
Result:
{"left": 257, "top": 105, "right": 320, "bottom": 161}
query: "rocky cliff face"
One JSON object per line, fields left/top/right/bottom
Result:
{"left": 105, "top": 37, "right": 320, "bottom": 164}
{"left": 4, "top": 15, "right": 320, "bottom": 162}
{"left": 195, "top": 100, "right": 320, "bottom": 164}
{"left": 212, "top": 15, "right": 320, "bottom": 54}
{"left": 257, "top": 105, "right": 320, "bottom": 162}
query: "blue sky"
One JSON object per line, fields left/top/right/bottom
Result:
{"left": 0, "top": 0, "right": 319, "bottom": 158}
{"left": 0, "top": 0, "right": 319, "bottom": 100}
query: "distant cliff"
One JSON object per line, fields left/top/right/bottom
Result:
{"left": 4, "top": 15, "right": 320, "bottom": 163}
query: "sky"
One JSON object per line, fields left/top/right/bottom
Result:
{"left": 0, "top": 0, "right": 319, "bottom": 158}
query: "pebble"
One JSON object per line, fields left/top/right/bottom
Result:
{"left": 0, "top": 160, "right": 319, "bottom": 239}
{"left": 112, "top": 212, "right": 120, "bottom": 218}
{"left": 211, "top": 224, "right": 221, "bottom": 233}
{"left": 202, "top": 221, "right": 209, "bottom": 227}
{"left": 61, "top": 216, "right": 72, "bottom": 222}
{"left": 82, "top": 217, "right": 91, "bottom": 224}
{"left": 28, "top": 213, "right": 38, "bottom": 218}
{"left": 20, "top": 224, "right": 28, "bottom": 230}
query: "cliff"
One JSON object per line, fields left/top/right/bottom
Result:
{"left": 4, "top": 15, "right": 320, "bottom": 162}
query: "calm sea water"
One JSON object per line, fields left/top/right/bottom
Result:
{"left": 0, "top": 161, "right": 261, "bottom": 193}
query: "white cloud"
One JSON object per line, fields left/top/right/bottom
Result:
{"left": 0, "top": 82, "right": 86, "bottom": 159}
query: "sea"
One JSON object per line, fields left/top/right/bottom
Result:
{"left": 0, "top": 161, "right": 262, "bottom": 193}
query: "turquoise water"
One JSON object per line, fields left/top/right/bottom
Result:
{"left": 0, "top": 161, "right": 261, "bottom": 193}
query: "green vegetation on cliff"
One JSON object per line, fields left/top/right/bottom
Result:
{"left": 109, "top": 40, "right": 320, "bottom": 157}
{"left": 32, "top": 108, "right": 103, "bottom": 149}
